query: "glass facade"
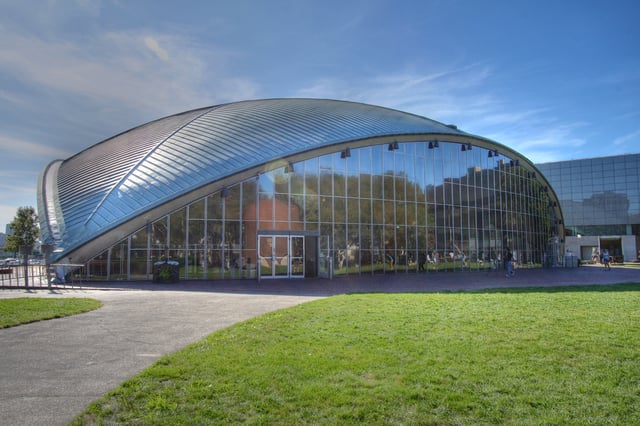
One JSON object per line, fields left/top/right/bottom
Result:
{"left": 537, "top": 154, "right": 640, "bottom": 237}
{"left": 537, "top": 153, "right": 640, "bottom": 262}
{"left": 85, "top": 141, "right": 559, "bottom": 281}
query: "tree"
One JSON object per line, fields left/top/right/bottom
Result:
{"left": 5, "top": 206, "right": 40, "bottom": 254}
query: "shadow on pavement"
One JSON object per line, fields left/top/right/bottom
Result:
{"left": 70, "top": 265, "right": 640, "bottom": 296}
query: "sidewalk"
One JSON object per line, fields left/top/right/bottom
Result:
{"left": 0, "top": 266, "right": 638, "bottom": 425}
{"left": 61, "top": 264, "right": 640, "bottom": 295}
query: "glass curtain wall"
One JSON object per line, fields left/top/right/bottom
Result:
{"left": 85, "top": 141, "right": 554, "bottom": 281}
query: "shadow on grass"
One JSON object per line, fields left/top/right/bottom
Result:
{"left": 467, "top": 282, "right": 640, "bottom": 294}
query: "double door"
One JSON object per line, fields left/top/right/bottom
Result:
{"left": 258, "top": 235, "right": 305, "bottom": 279}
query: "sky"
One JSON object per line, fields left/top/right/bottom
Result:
{"left": 0, "top": 0, "right": 639, "bottom": 232}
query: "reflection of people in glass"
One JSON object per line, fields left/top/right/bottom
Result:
{"left": 337, "top": 249, "right": 346, "bottom": 269}
{"left": 418, "top": 252, "right": 426, "bottom": 271}
{"left": 504, "top": 248, "right": 515, "bottom": 277}
{"left": 385, "top": 252, "right": 394, "bottom": 267}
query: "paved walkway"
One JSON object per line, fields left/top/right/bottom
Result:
{"left": 0, "top": 265, "right": 638, "bottom": 425}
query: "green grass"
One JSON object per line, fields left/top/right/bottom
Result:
{"left": 0, "top": 298, "right": 102, "bottom": 328}
{"left": 73, "top": 284, "right": 640, "bottom": 425}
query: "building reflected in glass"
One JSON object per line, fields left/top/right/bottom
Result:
{"left": 87, "top": 141, "right": 559, "bottom": 281}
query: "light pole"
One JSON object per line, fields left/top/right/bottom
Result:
{"left": 19, "top": 244, "right": 32, "bottom": 289}
{"left": 41, "top": 244, "right": 54, "bottom": 290}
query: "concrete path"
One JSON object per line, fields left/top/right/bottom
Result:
{"left": 0, "top": 290, "right": 322, "bottom": 425}
{"left": 0, "top": 265, "right": 638, "bottom": 425}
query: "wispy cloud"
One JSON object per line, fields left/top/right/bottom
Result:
{"left": 0, "top": 166, "right": 43, "bottom": 223}
{"left": 295, "top": 63, "right": 589, "bottom": 163}
{"left": 0, "top": 89, "right": 27, "bottom": 106}
{"left": 144, "top": 36, "right": 170, "bottom": 61}
{"left": 1, "top": 32, "right": 219, "bottom": 116}
{"left": 0, "top": 20, "right": 263, "bottom": 225}
{"left": 612, "top": 129, "right": 640, "bottom": 147}
{"left": 486, "top": 124, "right": 588, "bottom": 163}
{"left": 0, "top": 134, "right": 72, "bottom": 161}
{"left": 0, "top": 16, "right": 264, "bottom": 125}
{"left": 295, "top": 63, "right": 497, "bottom": 121}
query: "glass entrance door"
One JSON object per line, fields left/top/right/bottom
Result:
{"left": 258, "top": 235, "right": 305, "bottom": 279}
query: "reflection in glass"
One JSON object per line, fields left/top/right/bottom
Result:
{"left": 88, "top": 141, "right": 556, "bottom": 281}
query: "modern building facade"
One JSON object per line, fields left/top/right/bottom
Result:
{"left": 38, "top": 99, "right": 563, "bottom": 281}
{"left": 537, "top": 154, "right": 640, "bottom": 263}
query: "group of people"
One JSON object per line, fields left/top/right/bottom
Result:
{"left": 374, "top": 247, "right": 618, "bottom": 276}
{"left": 503, "top": 247, "right": 617, "bottom": 277}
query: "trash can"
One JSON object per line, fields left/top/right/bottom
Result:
{"left": 153, "top": 260, "right": 180, "bottom": 283}
{"left": 564, "top": 255, "right": 578, "bottom": 268}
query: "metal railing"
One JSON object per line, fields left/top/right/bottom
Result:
{"left": 0, "top": 264, "right": 86, "bottom": 290}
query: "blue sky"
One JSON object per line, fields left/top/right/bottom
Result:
{"left": 1, "top": 0, "right": 639, "bottom": 231}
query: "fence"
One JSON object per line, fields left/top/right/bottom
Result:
{"left": 0, "top": 264, "right": 87, "bottom": 289}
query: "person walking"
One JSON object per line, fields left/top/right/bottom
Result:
{"left": 602, "top": 249, "right": 611, "bottom": 271}
{"left": 418, "top": 252, "right": 426, "bottom": 272}
{"left": 504, "top": 248, "right": 515, "bottom": 277}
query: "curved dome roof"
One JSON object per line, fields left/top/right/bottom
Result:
{"left": 37, "top": 98, "right": 509, "bottom": 258}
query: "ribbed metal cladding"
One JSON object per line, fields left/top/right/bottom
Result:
{"left": 46, "top": 98, "right": 466, "bottom": 256}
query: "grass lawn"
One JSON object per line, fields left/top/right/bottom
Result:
{"left": 0, "top": 297, "right": 102, "bottom": 328}
{"left": 73, "top": 284, "right": 639, "bottom": 425}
